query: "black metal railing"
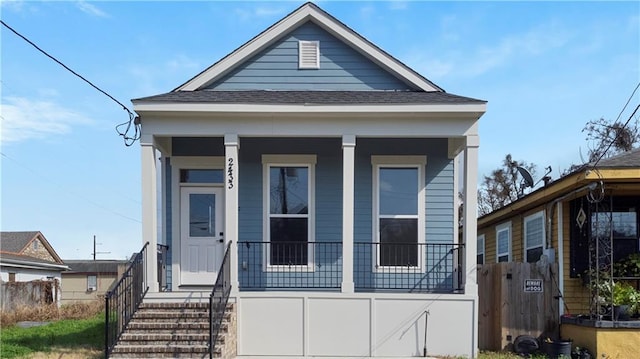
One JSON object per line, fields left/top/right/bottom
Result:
{"left": 354, "top": 242, "right": 464, "bottom": 293}
{"left": 209, "top": 241, "right": 232, "bottom": 359}
{"left": 238, "top": 241, "right": 342, "bottom": 290}
{"left": 157, "top": 244, "right": 169, "bottom": 291}
{"left": 105, "top": 242, "right": 149, "bottom": 357}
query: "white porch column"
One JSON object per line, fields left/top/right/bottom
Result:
{"left": 462, "top": 135, "right": 479, "bottom": 294}
{"left": 225, "top": 134, "right": 240, "bottom": 293}
{"left": 462, "top": 135, "right": 479, "bottom": 358}
{"left": 141, "top": 134, "right": 159, "bottom": 292}
{"left": 341, "top": 135, "right": 356, "bottom": 293}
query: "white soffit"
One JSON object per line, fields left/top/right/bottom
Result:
{"left": 176, "top": 3, "right": 441, "bottom": 92}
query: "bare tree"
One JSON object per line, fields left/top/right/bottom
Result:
{"left": 477, "top": 154, "right": 536, "bottom": 216}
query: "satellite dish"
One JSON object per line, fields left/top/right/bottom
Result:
{"left": 516, "top": 166, "right": 535, "bottom": 188}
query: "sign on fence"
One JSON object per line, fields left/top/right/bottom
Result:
{"left": 524, "top": 279, "right": 543, "bottom": 293}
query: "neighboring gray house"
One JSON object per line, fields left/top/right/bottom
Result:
{"left": 128, "top": 3, "right": 486, "bottom": 357}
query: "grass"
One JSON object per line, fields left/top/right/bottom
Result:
{"left": 0, "top": 301, "right": 104, "bottom": 359}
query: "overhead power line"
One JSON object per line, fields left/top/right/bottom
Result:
{"left": 590, "top": 81, "right": 640, "bottom": 169}
{"left": 0, "top": 20, "right": 140, "bottom": 146}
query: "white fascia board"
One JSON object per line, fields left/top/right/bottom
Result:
{"left": 0, "top": 259, "right": 69, "bottom": 271}
{"left": 134, "top": 102, "right": 486, "bottom": 114}
{"left": 138, "top": 115, "right": 480, "bottom": 139}
{"left": 177, "top": 4, "right": 440, "bottom": 92}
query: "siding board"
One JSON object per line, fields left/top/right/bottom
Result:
{"left": 208, "top": 22, "right": 413, "bottom": 91}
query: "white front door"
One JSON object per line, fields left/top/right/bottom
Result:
{"left": 180, "top": 186, "right": 224, "bottom": 285}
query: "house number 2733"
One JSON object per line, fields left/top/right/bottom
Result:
{"left": 227, "top": 158, "right": 234, "bottom": 189}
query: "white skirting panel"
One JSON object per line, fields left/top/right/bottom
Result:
{"left": 237, "top": 292, "right": 476, "bottom": 358}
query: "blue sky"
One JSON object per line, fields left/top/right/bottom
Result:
{"left": 1, "top": 1, "right": 638, "bottom": 260}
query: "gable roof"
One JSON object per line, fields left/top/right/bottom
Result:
{"left": 0, "top": 231, "right": 64, "bottom": 264}
{"left": 63, "top": 260, "right": 127, "bottom": 274}
{"left": 175, "top": 2, "right": 442, "bottom": 92}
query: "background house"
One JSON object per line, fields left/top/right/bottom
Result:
{"left": 477, "top": 149, "right": 640, "bottom": 357}
{"left": 0, "top": 231, "right": 69, "bottom": 309}
{"left": 61, "top": 259, "right": 127, "bottom": 304}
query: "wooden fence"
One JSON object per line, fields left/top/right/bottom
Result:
{"left": 478, "top": 262, "right": 560, "bottom": 351}
{"left": 0, "top": 279, "right": 60, "bottom": 311}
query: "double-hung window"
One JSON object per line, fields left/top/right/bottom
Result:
{"left": 372, "top": 156, "right": 426, "bottom": 269}
{"left": 263, "top": 155, "right": 315, "bottom": 269}
{"left": 496, "top": 222, "right": 511, "bottom": 262}
{"left": 477, "top": 234, "right": 485, "bottom": 265}
{"left": 524, "top": 211, "right": 545, "bottom": 262}
{"left": 87, "top": 275, "right": 97, "bottom": 291}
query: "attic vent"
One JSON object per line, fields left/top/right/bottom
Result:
{"left": 299, "top": 40, "right": 320, "bottom": 69}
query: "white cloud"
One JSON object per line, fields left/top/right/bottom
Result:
{"left": 405, "top": 22, "right": 573, "bottom": 80}
{"left": 388, "top": 1, "right": 408, "bottom": 11}
{"left": 233, "top": 6, "right": 286, "bottom": 22}
{"left": 0, "top": 96, "right": 92, "bottom": 143}
{"left": 128, "top": 55, "right": 203, "bottom": 95}
{"left": 0, "top": 0, "right": 25, "bottom": 12}
{"left": 75, "top": 0, "right": 109, "bottom": 18}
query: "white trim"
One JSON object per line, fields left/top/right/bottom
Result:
{"left": 495, "top": 221, "right": 512, "bottom": 262}
{"left": 134, "top": 102, "right": 486, "bottom": 115}
{"left": 557, "top": 202, "right": 565, "bottom": 316}
{"left": 262, "top": 155, "right": 317, "bottom": 271}
{"left": 170, "top": 156, "right": 225, "bottom": 290}
{"left": 341, "top": 135, "right": 355, "bottom": 293}
{"left": 298, "top": 40, "right": 320, "bottom": 69}
{"left": 477, "top": 234, "right": 485, "bottom": 265}
{"left": 177, "top": 3, "right": 439, "bottom": 91}
{"left": 524, "top": 211, "right": 546, "bottom": 262}
{"left": 371, "top": 155, "right": 426, "bottom": 272}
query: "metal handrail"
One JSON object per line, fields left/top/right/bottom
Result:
{"left": 105, "top": 242, "right": 149, "bottom": 358}
{"left": 209, "top": 241, "right": 233, "bottom": 359}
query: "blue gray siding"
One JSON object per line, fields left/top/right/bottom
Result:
{"left": 237, "top": 138, "right": 343, "bottom": 289}
{"left": 207, "top": 22, "right": 414, "bottom": 91}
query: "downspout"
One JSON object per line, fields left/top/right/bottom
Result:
{"left": 545, "top": 181, "right": 598, "bottom": 315}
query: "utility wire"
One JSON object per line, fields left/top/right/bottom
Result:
{"left": 1, "top": 152, "right": 142, "bottom": 223}
{"left": 0, "top": 20, "right": 140, "bottom": 146}
{"left": 590, "top": 81, "right": 640, "bottom": 169}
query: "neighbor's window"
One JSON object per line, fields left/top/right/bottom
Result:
{"left": 263, "top": 155, "right": 316, "bottom": 267}
{"left": 477, "top": 235, "right": 485, "bottom": 265}
{"left": 373, "top": 156, "right": 426, "bottom": 268}
{"left": 496, "top": 222, "right": 511, "bottom": 262}
{"left": 87, "top": 275, "right": 97, "bottom": 291}
{"left": 591, "top": 208, "right": 638, "bottom": 263}
{"left": 524, "top": 212, "right": 545, "bottom": 262}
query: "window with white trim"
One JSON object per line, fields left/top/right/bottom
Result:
{"left": 477, "top": 234, "right": 485, "bottom": 265}
{"left": 524, "top": 211, "right": 545, "bottom": 263}
{"left": 263, "top": 155, "right": 316, "bottom": 268}
{"left": 372, "top": 156, "right": 426, "bottom": 269}
{"left": 87, "top": 275, "right": 97, "bottom": 291}
{"left": 496, "top": 222, "right": 511, "bottom": 262}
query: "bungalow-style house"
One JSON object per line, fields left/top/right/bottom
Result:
{"left": 61, "top": 259, "right": 127, "bottom": 304}
{"left": 112, "top": 3, "right": 486, "bottom": 358}
{"left": 0, "top": 231, "right": 68, "bottom": 307}
{"left": 477, "top": 149, "right": 640, "bottom": 357}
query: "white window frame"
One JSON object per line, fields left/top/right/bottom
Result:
{"left": 371, "top": 155, "right": 426, "bottom": 272}
{"left": 262, "top": 155, "right": 316, "bottom": 271}
{"left": 87, "top": 275, "right": 97, "bottom": 291}
{"left": 496, "top": 221, "right": 512, "bottom": 262}
{"left": 524, "top": 211, "right": 546, "bottom": 262}
{"left": 298, "top": 40, "right": 320, "bottom": 69}
{"left": 477, "top": 234, "right": 485, "bottom": 265}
